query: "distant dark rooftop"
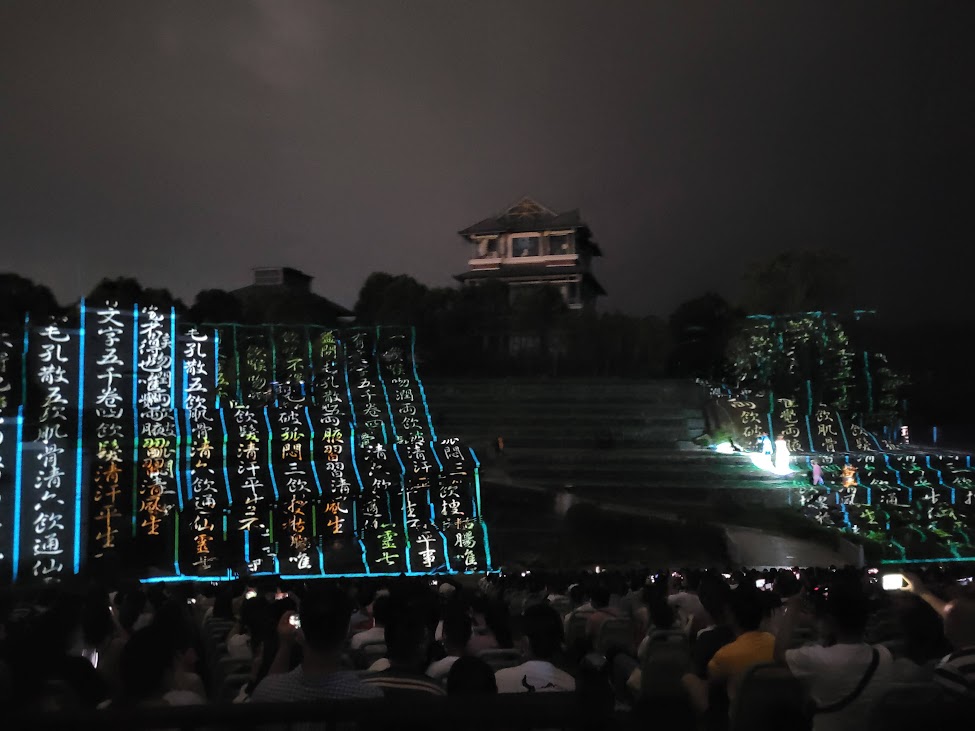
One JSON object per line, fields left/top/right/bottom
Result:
{"left": 250, "top": 267, "right": 313, "bottom": 288}
{"left": 233, "top": 266, "right": 352, "bottom": 319}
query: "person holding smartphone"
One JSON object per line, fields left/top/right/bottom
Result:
{"left": 903, "top": 572, "right": 975, "bottom": 699}
{"left": 250, "top": 587, "right": 383, "bottom": 704}
{"left": 666, "top": 570, "right": 712, "bottom": 637}
{"left": 227, "top": 595, "right": 271, "bottom": 661}
{"left": 773, "top": 580, "right": 894, "bottom": 731}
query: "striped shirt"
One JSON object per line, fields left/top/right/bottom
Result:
{"left": 361, "top": 669, "right": 447, "bottom": 698}
{"left": 249, "top": 668, "right": 383, "bottom": 731}
{"left": 250, "top": 667, "right": 383, "bottom": 703}
{"left": 933, "top": 647, "right": 975, "bottom": 698}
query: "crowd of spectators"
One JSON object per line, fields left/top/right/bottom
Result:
{"left": 0, "top": 564, "right": 972, "bottom": 729}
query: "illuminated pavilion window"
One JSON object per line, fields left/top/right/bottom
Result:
{"left": 549, "top": 233, "right": 574, "bottom": 254}
{"left": 512, "top": 235, "right": 540, "bottom": 257}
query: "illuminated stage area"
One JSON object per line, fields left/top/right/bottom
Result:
{"left": 709, "top": 387, "right": 975, "bottom": 563}
{"left": 0, "top": 303, "right": 491, "bottom": 584}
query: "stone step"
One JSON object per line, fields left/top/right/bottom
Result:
{"left": 423, "top": 379, "right": 706, "bottom": 406}
{"left": 441, "top": 421, "right": 693, "bottom": 437}
{"left": 434, "top": 418, "right": 701, "bottom": 441}
{"left": 501, "top": 460, "right": 777, "bottom": 478}
{"left": 431, "top": 412, "right": 706, "bottom": 431}
{"left": 499, "top": 448, "right": 744, "bottom": 466}
{"left": 482, "top": 477, "right": 794, "bottom": 508}
{"left": 425, "top": 378, "right": 710, "bottom": 450}
{"left": 430, "top": 404, "right": 704, "bottom": 426}
{"left": 506, "top": 463, "right": 787, "bottom": 486}
{"left": 434, "top": 424, "right": 706, "bottom": 447}
{"left": 443, "top": 433, "right": 690, "bottom": 449}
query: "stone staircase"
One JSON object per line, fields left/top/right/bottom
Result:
{"left": 426, "top": 379, "right": 706, "bottom": 447}
{"left": 421, "top": 378, "right": 870, "bottom": 567}
{"left": 423, "top": 379, "right": 797, "bottom": 514}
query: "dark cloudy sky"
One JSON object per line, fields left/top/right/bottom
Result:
{"left": 2, "top": 1, "right": 973, "bottom": 318}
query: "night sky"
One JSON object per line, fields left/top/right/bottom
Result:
{"left": 2, "top": 1, "right": 973, "bottom": 320}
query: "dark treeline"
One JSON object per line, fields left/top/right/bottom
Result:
{"left": 1, "top": 251, "right": 971, "bottom": 431}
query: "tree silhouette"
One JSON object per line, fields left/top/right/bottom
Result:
{"left": 188, "top": 288, "right": 243, "bottom": 324}
{"left": 86, "top": 276, "right": 186, "bottom": 313}
{"left": 354, "top": 272, "right": 431, "bottom": 326}
{"left": 0, "top": 272, "right": 61, "bottom": 326}
{"left": 741, "top": 250, "right": 853, "bottom": 315}
{"left": 667, "top": 292, "right": 740, "bottom": 378}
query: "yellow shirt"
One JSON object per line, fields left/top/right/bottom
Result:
{"left": 707, "top": 630, "right": 775, "bottom": 702}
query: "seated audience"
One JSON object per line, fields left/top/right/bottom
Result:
{"left": 466, "top": 594, "right": 495, "bottom": 652}
{"left": 233, "top": 599, "right": 299, "bottom": 703}
{"left": 563, "top": 584, "right": 594, "bottom": 647}
{"left": 227, "top": 596, "right": 271, "bottom": 661}
{"left": 23, "top": 594, "right": 110, "bottom": 711}
{"left": 496, "top": 604, "right": 574, "bottom": 693}
{"left": 77, "top": 585, "right": 125, "bottom": 699}
{"left": 362, "top": 602, "right": 446, "bottom": 697}
{"left": 152, "top": 600, "right": 207, "bottom": 701}
{"left": 566, "top": 583, "right": 593, "bottom": 618}
{"left": 427, "top": 607, "right": 472, "bottom": 680}
{"left": 692, "top": 577, "right": 735, "bottom": 676}
{"left": 585, "top": 584, "right": 620, "bottom": 642}
{"left": 709, "top": 585, "right": 775, "bottom": 693}
{"left": 348, "top": 585, "right": 378, "bottom": 635}
{"left": 636, "top": 594, "right": 679, "bottom": 659}
{"left": 116, "top": 625, "right": 202, "bottom": 707}
{"left": 668, "top": 571, "right": 712, "bottom": 636}
{"left": 447, "top": 656, "right": 498, "bottom": 696}
{"left": 620, "top": 600, "right": 687, "bottom": 700}
{"left": 775, "top": 580, "right": 894, "bottom": 731}
{"left": 683, "top": 584, "right": 774, "bottom": 714}
{"left": 118, "top": 589, "right": 153, "bottom": 636}
{"left": 250, "top": 587, "right": 382, "bottom": 702}
{"left": 934, "top": 597, "right": 975, "bottom": 699}
{"left": 203, "top": 588, "right": 234, "bottom": 625}
{"left": 468, "top": 597, "right": 513, "bottom": 653}
{"left": 350, "top": 593, "right": 390, "bottom": 651}
{"left": 7, "top": 562, "right": 973, "bottom": 727}
{"left": 905, "top": 572, "right": 975, "bottom": 699}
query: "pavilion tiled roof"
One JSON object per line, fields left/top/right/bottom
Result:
{"left": 458, "top": 197, "right": 587, "bottom": 237}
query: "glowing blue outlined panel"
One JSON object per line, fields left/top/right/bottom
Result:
{"left": 262, "top": 408, "right": 279, "bottom": 501}
{"left": 4, "top": 317, "right": 497, "bottom": 583}
{"left": 132, "top": 305, "right": 139, "bottom": 537}
{"left": 412, "top": 328, "right": 437, "bottom": 442}
{"left": 74, "top": 301, "right": 86, "bottom": 574}
{"left": 11, "top": 409, "right": 24, "bottom": 582}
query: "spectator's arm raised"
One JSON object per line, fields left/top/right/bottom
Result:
{"left": 903, "top": 572, "right": 947, "bottom": 618}
{"left": 773, "top": 593, "right": 803, "bottom": 666}
{"left": 267, "top": 611, "right": 300, "bottom": 676}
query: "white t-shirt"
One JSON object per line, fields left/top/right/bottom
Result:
{"left": 226, "top": 633, "right": 252, "bottom": 659}
{"left": 426, "top": 655, "right": 460, "bottom": 680}
{"left": 786, "top": 643, "right": 894, "bottom": 731}
{"left": 366, "top": 657, "right": 391, "bottom": 673}
{"left": 163, "top": 689, "right": 205, "bottom": 705}
{"left": 350, "top": 625, "right": 385, "bottom": 650}
{"left": 666, "top": 592, "right": 708, "bottom": 631}
{"left": 132, "top": 612, "right": 154, "bottom": 632}
{"left": 495, "top": 660, "right": 575, "bottom": 693}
